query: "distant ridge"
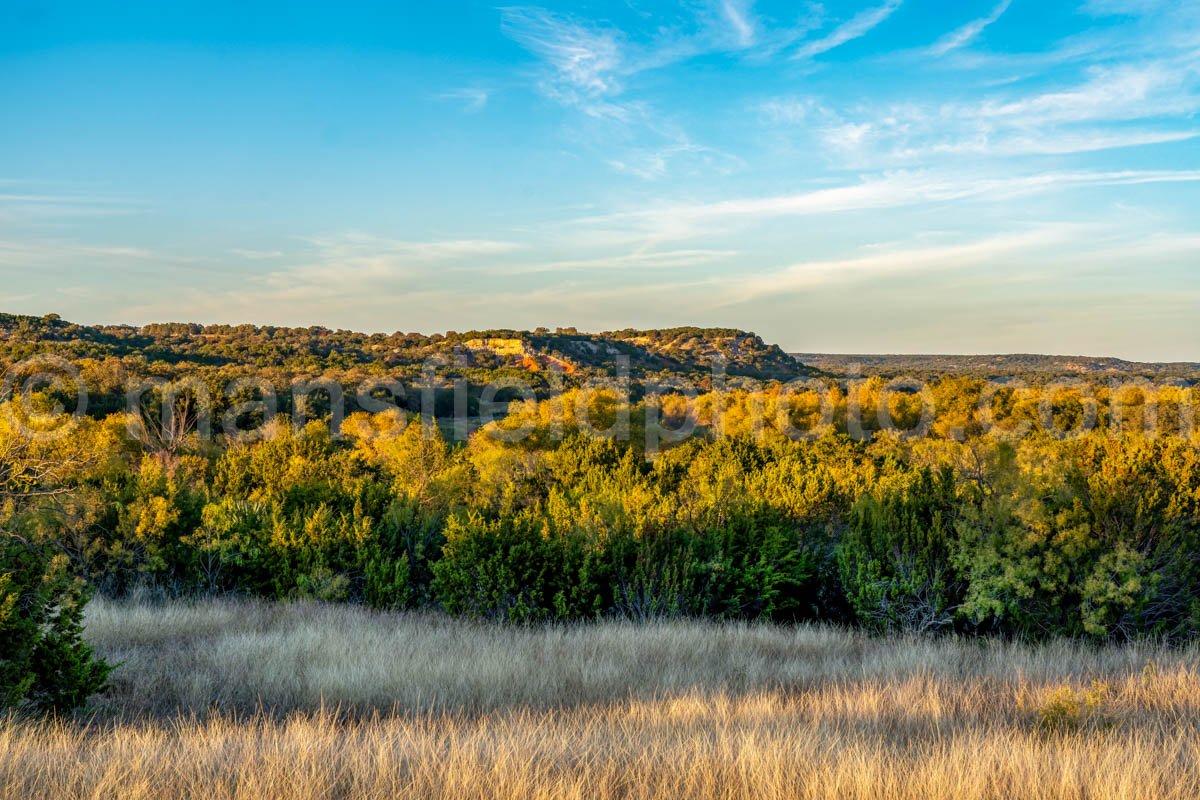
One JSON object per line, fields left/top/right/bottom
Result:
{"left": 795, "top": 353, "right": 1200, "bottom": 380}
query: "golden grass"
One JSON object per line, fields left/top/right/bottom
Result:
{"left": 1, "top": 597, "right": 1199, "bottom": 799}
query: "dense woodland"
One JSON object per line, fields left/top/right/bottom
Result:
{"left": 2, "top": 313, "right": 1199, "bottom": 710}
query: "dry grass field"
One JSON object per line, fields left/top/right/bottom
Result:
{"left": 2, "top": 597, "right": 1200, "bottom": 799}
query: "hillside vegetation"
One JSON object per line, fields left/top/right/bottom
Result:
{"left": 0, "top": 313, "right": 804, "bottom": 381}
{"left": 1, "top": 312, "right": 1199, "bottom": 714}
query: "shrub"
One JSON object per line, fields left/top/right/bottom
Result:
{"left": 837, "top": 467, "right": 962, "bottom": 633}
{"left": 361, "top": 499, "right": 444, "bottom": 610}
{"left": 0, "top": 539, "right": 110, "bottom": 712}
{"left": 956, "top": 436, "right": 1200, "bottom": 639}
{"left": 607, "top": 511, "right": 819, "bottom": 621}
{"left": 1020, "top": 680, "right": 1113, "bottom": 734}
{"left": 433, "top": 511, "right": 602, "bottom": 622}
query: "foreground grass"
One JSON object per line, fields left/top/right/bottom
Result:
{"left": 1, "top": 597, "right": 1199, "bottom": 799}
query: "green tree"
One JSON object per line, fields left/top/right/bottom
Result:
{"left": 0, "top": 542, "right": 109, "bottom": 711}
{"left": 0, "top": 418, "right": 110, "bottom": 711}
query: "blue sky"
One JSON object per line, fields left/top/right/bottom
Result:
{"left": 1, "top": 0, "right": 1198, "bottom": 358}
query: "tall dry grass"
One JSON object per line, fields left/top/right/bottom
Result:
{"left": 82, "top": 595, "right": 1199, "bottom": 715}
{"left": 0, "top": 597, "right": 1198, "bottom": 799}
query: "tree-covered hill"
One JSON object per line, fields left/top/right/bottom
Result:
{"left": 0, "top": 313, "right": 807, "bottom": 382}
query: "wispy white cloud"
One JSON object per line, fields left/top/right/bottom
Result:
{"left": 0, "top": 239, "right": 184, "bottom": 270}
{"left": 711, "top": 223, "right": 1200, "bottom": 307}
{"left": 225, "top": 248, "right": 282, "bottom": 261}
{"left": 607, "top": 148, "right": 691, "bottom": 180}
{"left": 978, "top": 61, "right": 1197, "bottom": 124}
{"left": 927, "top": 0, "right": 1011, "bottom": 56}
{"left": 296, "top": 232, "right": 522, "bottom": 271}
{"left": 718, "top": 0, "right": 758, "bottom": 48}
{"left": 1080, "top": 0, "right": 1173, "bottom": 17}
{"left": 756, "top": 96, "right": 813, "bottom": 124}
{"left": 811, "top": 58, "right": 1200, "bottom": 163}
{"left": 0, "top": 188, "right": 141, "bottom": 223}
{"left": 605, "top": 129, "right": 743, "bottom": 180}
{"left": 891, "top": 129, "right": 1198, "bottom": 158}
{"left": 793, "top": 0, "right": 903, "bottom": 60}
{"left": 500, "top": 248, "right": 736, "bottom": 275}
{"left": 105, "top": 234, "right": 736, "bottom": 333}
{"left": 497, "top": 6, "right": 712, "bottom": 176}
{"left": 579, "top": 168, "right": 1200, "bottom": 240}
{"left": 110, "top": 233, "right": 527, "bottom": 321}
{"left": 230, "top": 248, "right": 285, "bottom": 261}
{"left": 499, "top": 7, "right": 626, "bottom": 117}
{"left": 438, "top": 87, "right": 490, "bottom": 112}
{"left": 496, "top": 4, "right": 825, "bottom": 176}
{"left": 721, "top": 225, "right": 1083, "bottom": 301}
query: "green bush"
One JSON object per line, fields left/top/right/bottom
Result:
{"left": 432, "top": 511, "right": 602, "bottom": 622}
{"left": 606, "top": 511, "right": 818, "bottom": 621}
{"left": 0, "top": 539, "right": 110, "bottom": 712}
{"left": 361, "top": 499, "right": 444, "bottom": 610}
{"left": 956, "top": 436, "right": 1200, "bottom": 639}
{"left": 837, "top": 467, "right": 962, "bottom": 633}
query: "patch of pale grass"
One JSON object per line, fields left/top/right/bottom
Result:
{"left": 83, "top": 595, "right": 1200, "bottom": 716}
